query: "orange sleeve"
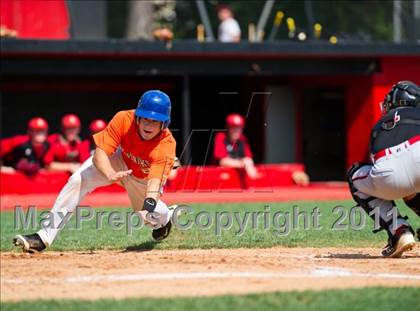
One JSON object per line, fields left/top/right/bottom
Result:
{"left": 93, "top": 111, "right": 130, "bottom": 155}
{"left": 148, "top": 140, "right": 176, "bottom": 182}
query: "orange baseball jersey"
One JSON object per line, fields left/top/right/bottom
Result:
{"left": 93, "top": 110, "right": 176, "bottom": 181}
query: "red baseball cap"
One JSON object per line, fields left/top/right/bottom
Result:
{"left": 89, "top": 119, "right": 107, "bottom": 133}
{"left": 61, "top": 114, "right": 81, "bottom": 129}
{"left": 28, "top": 117, "right": 48, "bottom": 131}
{"left": 226, "top": 113, "right": 245, "bottom": 128}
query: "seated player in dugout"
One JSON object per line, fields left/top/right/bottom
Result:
{"left": 348, "top": 81, "right": 420, "bottom": 258}
{"left": 213, "top": 113, "right": 259, "bottom": 179}
{"left": 13, "top": 90, "right": 177, "bottom": 253}
{"left": 1, "top": 117, "right": 50, "bottom": 176}
{"left": 44, "top": 114, "right": 90, "bottom": 173}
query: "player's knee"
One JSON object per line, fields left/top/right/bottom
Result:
{"left": 405, "top": 193, "right": 420, "bottom": 216}
{"left": 346, "top": 163, "right": 369, "bottom": 182}
{"left": 346, "top": 162, "right": 370, "bottom": 198}
{"left": 67, "top": 172, "right": 82, "bottom": 189}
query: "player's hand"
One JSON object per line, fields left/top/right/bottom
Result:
{"left": 107, "top": 170, "right": 133, "bottom": 182}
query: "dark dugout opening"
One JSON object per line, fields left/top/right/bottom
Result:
{"left": 302, "top": 88, "right": 346, "bottom": 181}
{"left": 189, "top": 75, "right": 266, "bottom": 165}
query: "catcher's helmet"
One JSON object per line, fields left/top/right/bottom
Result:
{"left": 135, "top": 90, "right": 171, "bottom": 128}
{"left": 381, "top": 81, "right": 420, "bottom": 114}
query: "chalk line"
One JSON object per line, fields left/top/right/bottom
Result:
{"left": 2, "top": 267, "right": 420, "bottom": 285}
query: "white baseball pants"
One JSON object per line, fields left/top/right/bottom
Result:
{"left": 351, "top": 139, "right": 420, "bottom": 234}
{"left": 37, "top": 150, "right": 170, "bottom": 246}
{"left": 353, "top": 140, "right": 420, "bottom": 200}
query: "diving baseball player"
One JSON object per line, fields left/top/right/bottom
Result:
{"left": 348, "top": 81, "right": 420, "bottom": 258}
{"left": 13, "top": 90, "right": 177, "bottom": 252}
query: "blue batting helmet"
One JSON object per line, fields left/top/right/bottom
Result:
{"left": 135, "top": 90, "right": 171, "bottom": 128}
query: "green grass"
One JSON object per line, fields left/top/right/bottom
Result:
{"left": 1, "top": 287, "right": 419, "bottom": 311}
{"left": 1, "top": 201, "right": 419, "bottom": 252}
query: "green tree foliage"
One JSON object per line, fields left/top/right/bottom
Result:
{"left": 107, "top": 0, "right": 415, "bottom": 42}
{"left": 173, "top": 0, "right": 395, "bottom": 41}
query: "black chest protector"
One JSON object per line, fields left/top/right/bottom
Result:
{"left": 370, "top": 107, "right": 420, "bottom": 154}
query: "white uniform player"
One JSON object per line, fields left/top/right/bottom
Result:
{"left": 348, "top": 81, "right": 420, "bottom": 257}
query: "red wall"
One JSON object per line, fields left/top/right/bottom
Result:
{"left": 290, "top": 55, "right": 420, "bottom": 171}
{"left": 345, "top": 76, "right": 375, "bottom": 167}
{"left": 347, "top": 56, "right": 420, "bottom": 167}
{"left": 0, "top": 0, "right": 69, "bottom": 39}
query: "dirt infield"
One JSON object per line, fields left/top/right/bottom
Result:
{"left": 1, "top": 247, "right": 419, "bottom": 302}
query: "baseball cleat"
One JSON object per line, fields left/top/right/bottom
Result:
{"left": 13, "top": 233, "right": 46, "bottom": 253}
{"left": 382, "top": 226, "right": 416, "bottom": 258}
{"left": 151, "top": 205, "right": 180, "bottom": 241}
{"left": 152, "top": 221, "right": 172, "bottom": 241}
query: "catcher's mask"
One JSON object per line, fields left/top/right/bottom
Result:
{"left": 380, "top": 81, "right": 420, "bottom": 115}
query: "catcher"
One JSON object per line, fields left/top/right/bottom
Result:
{"left": 347, "top": 81, "right": 420, "bottom": 258}
{"left": 13, "top": 90, "right": 177, "bottom": 253}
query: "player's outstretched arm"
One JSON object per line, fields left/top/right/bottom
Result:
{"left": 93, "top": 147, "right": 132, "bottom": 182}
{"left": 145, "top": 178, "right": 162, "bottom": 202}
{"left": 47, "top": 162, "right": 80, "bottom": 173}
{"left": 136, "top": 178, "right": 164, "bottom": 227}
{"left": 219, "top": 157, "right": 245, "bottom": 168}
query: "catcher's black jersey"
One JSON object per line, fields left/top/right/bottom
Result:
{"left": 370, "top": 107, "right": 420, "bottom": 154}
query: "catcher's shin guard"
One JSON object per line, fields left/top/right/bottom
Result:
{"left": 347, "top": 163, "right": 371, "bottom": 204}
{"left": 347, "top": 163, "right": 408, "bottom": 238}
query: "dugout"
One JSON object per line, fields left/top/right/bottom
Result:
{"left": 1, "top": 40, "right": 420, "bottom": 181}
